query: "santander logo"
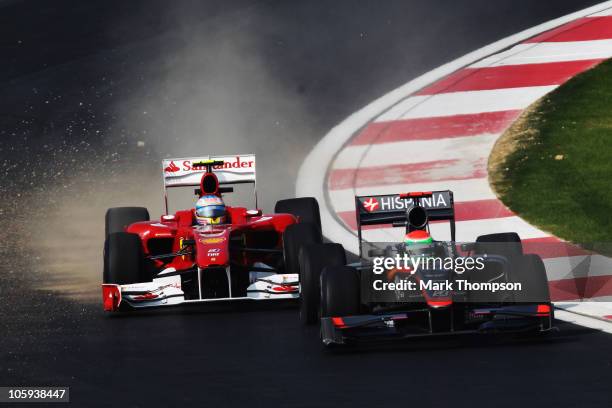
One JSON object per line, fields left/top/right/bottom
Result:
{"left": 164, "top": 161, "right": 180, "bottom": 173}
{"left": 362, "top": 197, "right": 379, "bottom": 212}
{"left": 165, "top": 156, "right": 255, "bottom": 174}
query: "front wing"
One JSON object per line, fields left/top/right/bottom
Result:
{"left": 102, "top": 273, "right": 299, "bottom": 312}
{"left": 320, "top": 304, "right": 554, "bottom": 346}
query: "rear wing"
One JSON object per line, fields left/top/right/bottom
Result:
{"left": 355, "top": 190, "right": 455, "bottom": 254}
{"left": 161, "top": 154, "right": 256, "bottom": 213}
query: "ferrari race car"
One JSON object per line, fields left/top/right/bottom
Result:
{"left": 102, "top": 154, "right": 322, "bottom": 311}
{"left": 298, "top": 190, "right": 553, "bottom": 346}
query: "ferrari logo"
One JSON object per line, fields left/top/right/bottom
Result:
{"left": 363, "top": 197, "right": 379, "bottom": 212}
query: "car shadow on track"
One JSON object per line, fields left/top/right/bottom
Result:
{"left": 313, "top": 320, "right": 601, "bottom": 356}
{"left": 103, "top": 300, "right": 299, "bottom": 319}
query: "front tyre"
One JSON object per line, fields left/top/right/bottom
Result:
{"left": 299, "top": 243, "right": 346, "bottom": 325}
{"left": 283, "top": 223, "right": 322, "bottom": 276}
{"left": 320, "top": 266, "right": 360, "bottom": 318}
{"left": 103, "top": 232, "right": 146, "bottom": 284}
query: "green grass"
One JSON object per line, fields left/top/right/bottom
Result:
{"left": 491, "top": 58, "right": 612, "bottom": 245}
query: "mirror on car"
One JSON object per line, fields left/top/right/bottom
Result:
{"left": 461, "top": 242, "right": 476, "bottom": 252}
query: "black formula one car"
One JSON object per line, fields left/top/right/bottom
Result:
{"left": 298, "top": 190, "right": 553, "bottom": 347}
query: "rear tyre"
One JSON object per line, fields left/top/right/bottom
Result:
{"left": 283, "top": 223, "right": 322, "bottom": 276}
{"left": 105, "top": 207, "right": 150, "bottom": 238}
{"left": 275, "top": 197, "right": 321, "bottom": 232}
{"left": 320, "top": 266, "right": 360, "bottom": 318}
{"left": 299, "top": 243, "right": 346, "bottom": 325}
{"left": 475, "top": 232, "right": 523, "bottom": 259}
{"left": 512, "top": 254, "right": 551, "bottom": 304}
{"left": 103, "top": 232, "right": 146, "bottom": 284}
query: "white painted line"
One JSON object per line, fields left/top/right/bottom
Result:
{"left": 554, "top": 309, "right": 612, "bottom": 333}
{"left": 374, "top": 86, "right": 557, "bottom": 122}
{"left": 557, "top": 301, "right": 612, "bottom": 316}
{"left": 368, "top": 95, "right": 429, "bottom": 122}
{"left": 331, "top": 133, "right": 498, "bottom": 169}
{"left": 591, "top": 7, "right": 612, "bottom": 16}
{"left": 470, "top": 39, "right": 612, "bottom": 67}
{"left": 329, "top": 178, "right": 496, "bottom": 212}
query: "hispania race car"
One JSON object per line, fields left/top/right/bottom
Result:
{"left": 297, "top": 190, "right": 553, "bottom": 347}
{"left": 102, "top": 154, "right": 322, "bottom": 311}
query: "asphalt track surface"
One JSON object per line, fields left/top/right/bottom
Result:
{"left": 1, "top": 1, "right": 611, "bottom": 407}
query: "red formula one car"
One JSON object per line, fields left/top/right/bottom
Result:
{"left": 102, "top": 154, "right": 322, "bottom": 312}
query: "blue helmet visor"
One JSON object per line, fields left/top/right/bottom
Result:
{"left": 196, "top": 205, "right": 226, "bottom": 218}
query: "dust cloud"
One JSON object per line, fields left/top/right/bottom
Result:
{"left": 111, "top": 4, "right": 315, "bottom": 211}
{"left": 22, "top": 4, "right": 315, "bottom": 300}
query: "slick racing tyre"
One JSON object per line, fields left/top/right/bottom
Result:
{"left": 512, "top": 254, "right": 551, "bottom": 304}
{"left": 475, "top": 232, "right": 523, "bottom": 259}
{"left": 104, "top": 232, "right": 146, "bottom": 284}
{"left": 275, "top": 197, "right": 321, "bottom": 232}
{"left": 283, "top": 223, "right": 322, "bottom": 276}
{"left": 299, "top": 243, "right": 346, "bottom": 325}
{"left": 320, "top": 266, "right": 360, "bottom": 318}
{"left": 105, "top": 207, "right": 150, "bottom": 238}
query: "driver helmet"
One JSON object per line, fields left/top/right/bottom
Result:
{"left": 195, "top": 195, "right": 227, "bottom": 225}
{"left": 404, "top": 230, "right": 433, "bottom": 246}
{"left": 404, "top": 230, "right": 434, "bottom": 256}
